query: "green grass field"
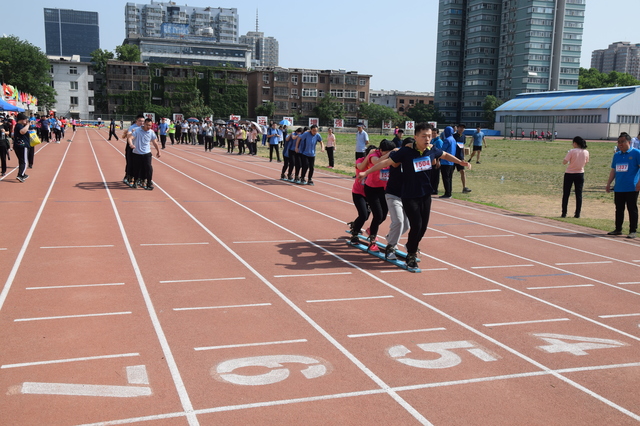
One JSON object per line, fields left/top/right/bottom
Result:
{"left": 257, "top": 132, "right": 622, "bottom": 233}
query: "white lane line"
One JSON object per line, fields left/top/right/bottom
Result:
{"left": 527, "top": 284, "right": 595, "bottom": 290}
{"left": 159, "top": 277, "right": 245, "bottom": 283}
{"left": 14, "top": 311, "right": 132, "bottom": 322}
{"left": 380, "top": 270, "right": 408, "bottom": 273}
{"left": 1, "top": 353, "right": 140, "bottom": 369}
{"left": 195, "top": 339, "right": 308, "bottom": 351}
{"left": 306, "top": 295, "right": 394, "bottom": 303}
{"left": 0, "top": 142, "right": 72, "bottom": 312}
{"left": 274, "top": 272, "right": 352, "bottom": 278}
{"left": 173, "top": 303, "right": 271, "bottom": 311}
{"left": 140, "top": 242, "right": 209, "bottom": 246}
{"left": 40, "top": 245, "right": 115, "bottom": 249}
{"left": 348, "top": 328, "right": 446, "bottom": 338}
{"left": 618, "top": 281, "right": 640, "bottom": 285}
{"left": 381, "top": 268, "right": 448, "bottom": 273}
{"left": 484, "top": 318, "right": 570, "bottom": 327}
{"left": 21, "top": 382, "right": 151, "bottom": 398}
{"left": 423, "top": 236, "right": 448, "bottom": 239}
{"left": 88, "top": 135, "right": 197, "bottom": 426}
{"left": 0, "top": 248, "right": 7, "bottom": 251}
{"left": 471, "top": 264, "right": 534, "bottom": 269}
{"left": 464, "top": 235, "right": 514, "bottom": 238}
{"left": 26, "top": 283, "right": 125, "bottom": 290}
{"left": 423, "top": 289, "right": 501, "bottom": 296}
{"left": 599, "top": 313, "right": 640, "bottom": 319}
{"left": 233, "top": 240, "right": 296, "bottom": 244}
{"left": 554, "top": 261, "right": 613, "bottom": 266}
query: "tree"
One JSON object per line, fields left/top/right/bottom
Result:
{"left": 482, "top": 95, "right": 504, "bottom": 128}
{"left": 404, "top": 103, "right": 446, "bottom": 124}
{"left": 183, "top": 89, "right": 213, "bottom": 119}
{"left": 579, "top": 67, "right": 640, "bottom": 89}
{"left": 0, "top": 35, "right": 57, "bottom": 108}
{"left": 255, "top": 101, "right": 276, "bottom": 118}
{"left": 313, "top": 95, "right": 345, "bottom": 124}
{"left": 115, "top": 44, "right": 141, "bottom": 63}
{"left": 358, "top": 103, "right": 403, "bottom": 127}
{"left": 90, "top": 48, "right": 114, "bottom": 75}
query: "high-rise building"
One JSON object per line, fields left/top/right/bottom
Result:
{"left": 240, "top": 32, "right": 279, "bottom": 67}
{"left": 591, "top": 42, "right": 640, "bottom": 80}
{"left": 44, "top": 8, "right": 100, "bottom": 63}
{"left": 124, "top": 2, "right": 239, "bottom": 44}
{"left": 434, "top": 0, "right": 585, "bottom": 127}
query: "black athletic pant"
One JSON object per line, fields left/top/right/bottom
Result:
{"left": 614, "top": 191, "right": 639, "bottom": 233}
{"left": 402, "top": 194, "right": 432, "bottom": 254}
{"left": 562, "top": 173, "right": 584, "bottom": 217}
{"left": 125, "top": 144, "right": 134, "bottom": 179}
{"left": 430, "top": 166, "right": 440, "bottom": 194}
{"left": 132, "top": 152, "right": 153, "bottom": 184}
{"left": 364, "top": 184, "right": 388, "bottom": 237}
{"left": 440, "top": 164, "right": 454, "bottom": 197}
{"left": 269, "top": 144, "right": 281, "bottom": 161}
{"left": 205, "top": 136, "right": 214, "bottom": 151}
{"left": 108, "top": 129, "right": 119, "bottom": 141}
{"left": 14, "top": 145, "right": 28, "bottom": 178}
{"left": 27, "top": 145, "right": 34, "bottom": 167}
{"left": 326, "top": 146, "right": 335, "bottom": 167}
{"left": 293, "top": 152, "right": 302, "bottom": 179}
{"left": 160, "top": 134, "right": 167, "bottom": 149}
{"left": 351, "top": 193, "right": 370, "bottom": 235}
{"left": 281, "top": 155, "right": 292, "bottom": 177}
{"left": 0, "top": 141, "right": 8, "bottom": 174}
{"left": 300, "top": 155, "right": 316, "bottom": 181}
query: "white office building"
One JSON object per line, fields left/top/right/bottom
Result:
{"left": 48, "top": 55, "right": 95, "bottom": 119}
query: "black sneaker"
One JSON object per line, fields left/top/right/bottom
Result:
{"left": 298, "top": 179, "right": 306, "bottom": 185}
{"left": 385, "top": 245, "right": 397, "bottom": 260}
{"left": 22, "top": 174, "right": 29, "bottom": 180}
{"left": 280, "top": 174, "right": 286, "bottom": 180}
{"left": 406, "top": 254, "right": 418, "bottom": 269}
{"left": 307, "top": 180, "right": 314, "bottom": 186}
{"left": 350, "top": 235, "right": 360, "bottom": 244}
{"left": 607, "top": 230, "right": 622, "bottom": 236}
{"left": 16, "top": 175, "right": 25, "bottom": 183}
{"left": 144, "top": 185, "right": 154, "bottom": 191}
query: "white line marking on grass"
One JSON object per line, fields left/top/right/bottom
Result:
{"left": 484, "top": 318, "right": 570, "bottom": 327}
{"left": 471, "top": 264, "right": 534, "bottom": 269}
{"left": 554, "top": 261, "right": 613, "bottom": 266}
{"left": 159, "top": 277, "right": 245, "bottom": 283}
{"left": 173, "top": 303, "right": 271, "bottom": 311}
{"left": 306, "top": 295, "right": 394, "bottom": 303}
{"left": 195, "top": 339, "right": 308, "bottom": 351}
{"left": 274, "top": 272, "right": 352, "bottom": 278}
{"left": 14, "top": 311, "right": 132, "bottom": 322}
{"left": 527, "top": 284, "right": 595, "bottom": 290}
{"left": 40, "top": 245, "right": 114, "bottom": 249}
{"left": 26, "top": 283, "right": 125, "bottom": 290}
{"left": 599, "top": 313, "right": 640, "bottom": 319}
{"left": 1, "top": 353, "right": 140, "bottom": 369}
{"left": 423, "top": 289, "right": 502, "bottom": 296}
{"left": 233, "top": 240, "right": 296, "bottom": 244}
{"left": 140, "top": 242, "right": 209, "bottom": 246}
{"left": 348, "top": 328, "right": 446, "bottom": 338}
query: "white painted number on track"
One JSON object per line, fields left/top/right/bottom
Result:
{"left": 18, "top": 365, "right": 151, "bottom": 397}
{"left": 388, "top": 341, "right": 498, "bottom": 369}
{"left": 214, "top": 355, "right": 329, "bottom": 386}
{"left": 533, "top": 333, "right": 627, "bottom": 356}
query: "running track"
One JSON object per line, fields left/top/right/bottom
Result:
{"left": 1, "top": 129, "right": 639, "bottom": 425}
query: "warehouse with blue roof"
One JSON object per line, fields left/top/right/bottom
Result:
{"left": 494, "top": 86, "right": 640, "bottom": 140}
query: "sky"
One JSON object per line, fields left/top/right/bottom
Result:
{"left": 3, "top": 0, "right": 638, "bottom": 93}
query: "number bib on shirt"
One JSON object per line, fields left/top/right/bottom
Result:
{"left": 380, "top": 168, "right": 390, "bottom": 181}
{"left": 413, "top": 157, "right": 432, "bottom": 172}
{"left": 616, "top": 163, "right": 629, "bottom": 173}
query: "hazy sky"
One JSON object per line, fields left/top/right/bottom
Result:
{"left": 3, "top": 0, "right": 638, "bottom": 93}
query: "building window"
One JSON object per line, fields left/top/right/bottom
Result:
{"left": 155, "top": 68, "right": 161, "bottom": 77}
{"left": 70, "top": 81, "right": 78, "bottom": 90}
{"left": 69, "top": 66, "right": 78, "bottom": 75}
{"left": 399, "top": 99, "right": 405, "bottom": 104}
{"left": 50, "top": 65, "right": 54, "bottom": 74}
{"left": 291, "top": 88, "right": 298, "bottom": 96}
{"left": 262, "top": 88, "right": 270, "bottom": 95}
{"left": 302, "top": 88, "right": 317, "bottom": 97}
{"left": 88, "top": 97, "right": 94, "bottom": 106}
{"left": 359, "top": 79, "right": 366, "bottom": 85}
{"left": 291, "top": 75, "right": 298, "bottom": 84}
{"left": 302, "top": 74, "right": 318, "bottom": 83}
{"left": 409, "top": 99, "right": 414, "bottom": 104}
{"left": 263, "top": 73, "right": 270, "bottom": 83}
{"left": 70, "top": 96, "right": 79, "bottom": 106}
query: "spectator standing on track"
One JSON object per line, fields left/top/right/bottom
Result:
{"left": 430, "top": 128, "right": 442, "bottom": 195}
{"left": 127, "top": 118, "right": 161, "bottom": 190}
{"left": 108, "top": 119, "right": 119, "bottom": 141}
{"left": 0, "top": 118, "right": 11, "bottom": 177}
{"left": 180, "top": 120, "right": 188, "bottom": 144}
{"left": 267, "top": 122, "right": 282, "bottom": 162}
{"left": 190, "top": 121, "right": 198, "bottom": 145}
{"left": 355, "top": 123, "right": 369, "bottom": 160}
{"left": 204, "top": 121, "right": 214, "bottom": 152}
{"left": 468, "top": 126, "right": 486, "bottom": 164}
{"left": 605, "top": 132, "right": 640, "bottom": 238}
{"left": 439, "top": 126, "right": 457, "bottom": 199}
{"left": 39, "top": 116, "right": 49, "bottom": 143}
{"left": 453, "top": 124, "right": 472, "bottom": 194}
{"left": 360, "top": 122, "right": 471, "bottom": 269}
{"left": 158, "top": 118, "right": 168, "bottom": 149}
{"left": 12, "top": 113, "right": 30, "bottom": 182}
{"left": 325, "top": 127, "right": 336, "bottom": 168}
{"left": 561, "top": 136, "right": 589, "bottom": 219}
{"left": 168, "top": 119, "right": 176, "bottom": 145}
{"left": 296, "top": 124, "right": 324, "bottom": 185}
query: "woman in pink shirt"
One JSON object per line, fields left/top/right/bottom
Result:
{"left": 562, "top": 136, "right": 590, "bottom": 218}
{"left": 325, "top": 127, "right": 336, "bottom": 168}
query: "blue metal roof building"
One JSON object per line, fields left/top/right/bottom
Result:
{"left": 494, "top": 86, "right": 640, "bottom": 140}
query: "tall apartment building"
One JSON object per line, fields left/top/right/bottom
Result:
{"left": 125, "top": 2, "right": 239, "bottom": 43}
{"left": 44, "top": 8, "right": 100, "bottom": 63}
{"left": 248, "top": 68, "right": 371, "bottom": 125}
{"left": 591, "top": 42, "right": 640, "bottom": 80}
{"left": 240, "top": 31, "right": 279, "bottom": 67}
{"left": 434, "top": 0, "right": 585, "bottom": 127}
{"left": 48, "top": 55, "right": 95, "bottom": 119}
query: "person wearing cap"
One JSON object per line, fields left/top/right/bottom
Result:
{"left": 13, "top": 113, "right": 30, "bottom": 182}
{"left": 355, "top": 123, "right": 369, "bottom": 160}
